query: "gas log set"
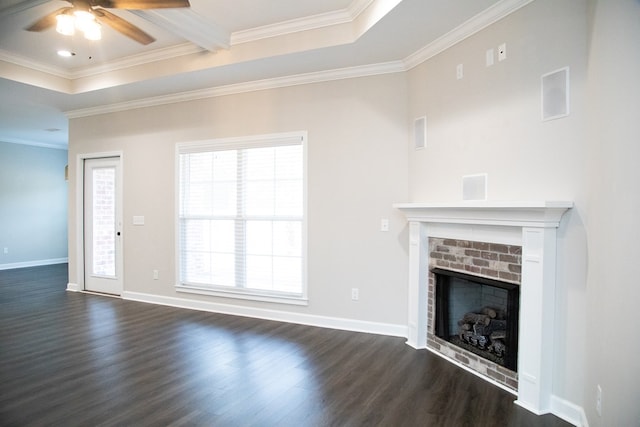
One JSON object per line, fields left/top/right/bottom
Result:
{"left": 457, "top": 306, "right": 507, "bottom": 357}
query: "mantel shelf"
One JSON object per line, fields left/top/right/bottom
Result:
{"left": 393, "top": 201, "right": 573, "bottom": 228}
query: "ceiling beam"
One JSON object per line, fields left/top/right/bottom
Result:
{"left": 131, "top": 8, "right": 230, "bottom": 52}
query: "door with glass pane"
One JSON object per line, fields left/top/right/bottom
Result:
{"left": 84, "top": 157, "right": 123, "bottom": 295}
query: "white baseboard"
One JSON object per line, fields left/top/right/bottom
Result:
{"left": 121, "top": 290, "right": 408, "bottom": 338}
{"left": 514, "top": 399, "right": 545, "bottom": 415}
{"left": 0, "top": 257, "right": 68, "bottom": 271}
{"left": 550, "top": 395, "right": 588, "bottom": 427}
{"left": 66, "top": 282, "right": 80, "bottom": 292}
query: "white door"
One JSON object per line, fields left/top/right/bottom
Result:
{"left": 84, "top": 157, "right": 123, "bottom": 295}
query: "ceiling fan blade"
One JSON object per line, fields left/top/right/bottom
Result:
{"left": 92, "top": 0, "right": 190, "bottom": 9}
{"left": 95, "top": 9, "right": 155, "bottom": 45}
{"left": 25, "top": 7, "right": 72, "bottom": 32}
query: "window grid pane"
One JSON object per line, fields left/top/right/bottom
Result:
{"left": 92, "top": 167, "right": 116, "bottom": 277}
{"left": 179, "top": 138, "right": 304, "bottom": 297}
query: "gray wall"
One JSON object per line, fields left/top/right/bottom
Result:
{"left": 68, "top": 73, "right": 410, "bottom": 327}
{"left": 0, "top": 141, "right": 68, "bottom": 268}
{"left": 585, "top": 0, "right": 640, "bottom": 426}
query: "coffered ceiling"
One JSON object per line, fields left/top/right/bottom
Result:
{"left": 0, "top": 0, "right": 528, "bottom": 149}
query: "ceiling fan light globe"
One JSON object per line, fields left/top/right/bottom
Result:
{"left": 83, "top": 21, "right": 102, "bottom": 41}
{"left": 74, "top": 10, "right": 95, "bottom": 33}
{"left": 55, "top": 13, "right": 75, "bottom": 36}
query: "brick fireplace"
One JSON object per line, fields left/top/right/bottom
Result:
{"left": 429, "top": 238, "right": 522, "bottom": 390}
{"left": 394, "top": 201, "right": 572, "bottom": 416}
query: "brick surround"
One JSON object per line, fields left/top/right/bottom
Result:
{"left": 427, "top": 238, "right": 522, "bottom": 392}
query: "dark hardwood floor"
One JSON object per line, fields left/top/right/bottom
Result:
{"left": 0, "top": 264, "right": 573, "bottom": 427}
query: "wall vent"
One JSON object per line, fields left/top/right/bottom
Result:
{"left": 542, "top": 67, "right": 570, "bottom": 121}
{"left": 414, "top": 116, "right": 426, "bottom": 150}
{"left": 462, "top": 173, "right": 487, "bottom": 201}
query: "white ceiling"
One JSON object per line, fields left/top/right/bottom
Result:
{"left": 0, "top": 0, "right": 522, "bottom": 149}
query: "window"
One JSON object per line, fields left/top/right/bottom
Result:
{"left": 177, "top": 132, "right": 306, "bottom": 304}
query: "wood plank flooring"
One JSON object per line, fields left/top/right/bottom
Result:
{"left": 0, "top": 264, "right": 573, "bottom": 427}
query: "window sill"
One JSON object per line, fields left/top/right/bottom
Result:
{"left": 175, "top": 284, "right": 308, "bottom": 306}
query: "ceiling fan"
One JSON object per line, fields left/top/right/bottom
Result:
{"left": 25, "top": 0, "right": 191, "bottom": 45}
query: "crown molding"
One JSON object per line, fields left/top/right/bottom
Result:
{"left": 403, "top": 0, "right": 535, "bottom": 70}
{"left": 65, "top": 60, "right": 404, "bottom": 118}
{"left": 230, "top": 10, "right": 352, "bottom": 45}
{"left": 347, "top": 0, "right": 376, "bottom": 18}
{"left": 0, "top": 43, "right": 202, "bottom": 82}
{"left": 68, "top": 43, "right": 202, "bottom": 79}
{"left": 0, "top": 49, "right": 69, "bottom": 79}
{"left": 230, "top": 0, "right": 374, "bottom": 45}
{"left": 1, "top": 137, "right": 68, "bottom": 150}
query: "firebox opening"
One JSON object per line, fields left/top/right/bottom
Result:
{"left": 433, "top": 268, "right": 519, "bottom": 372}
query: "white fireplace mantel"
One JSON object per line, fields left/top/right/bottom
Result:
{"left": 394, "top": 200, "right": 573, "bottom": 416}
{"left": 393, "top": 201, "right": 573, "bottom": 227}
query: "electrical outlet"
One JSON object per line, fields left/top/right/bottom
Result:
{"left": 3, "top": 247, "right": 7, "bottom": 254}
{"left": 153, "top": 270, "right": 159, "bottom": 280}
{"left": 351, "top": 288, "right": 359, "bottom": 301}
{"left": 380, "top": 219, "right": 389, "bottom": 232}
{"left": 596, "top": 384, "right": 602, "bottom": 416}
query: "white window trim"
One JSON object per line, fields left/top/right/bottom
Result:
{"left": 175, "top": 131, "right": 308, "bottom": 305}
